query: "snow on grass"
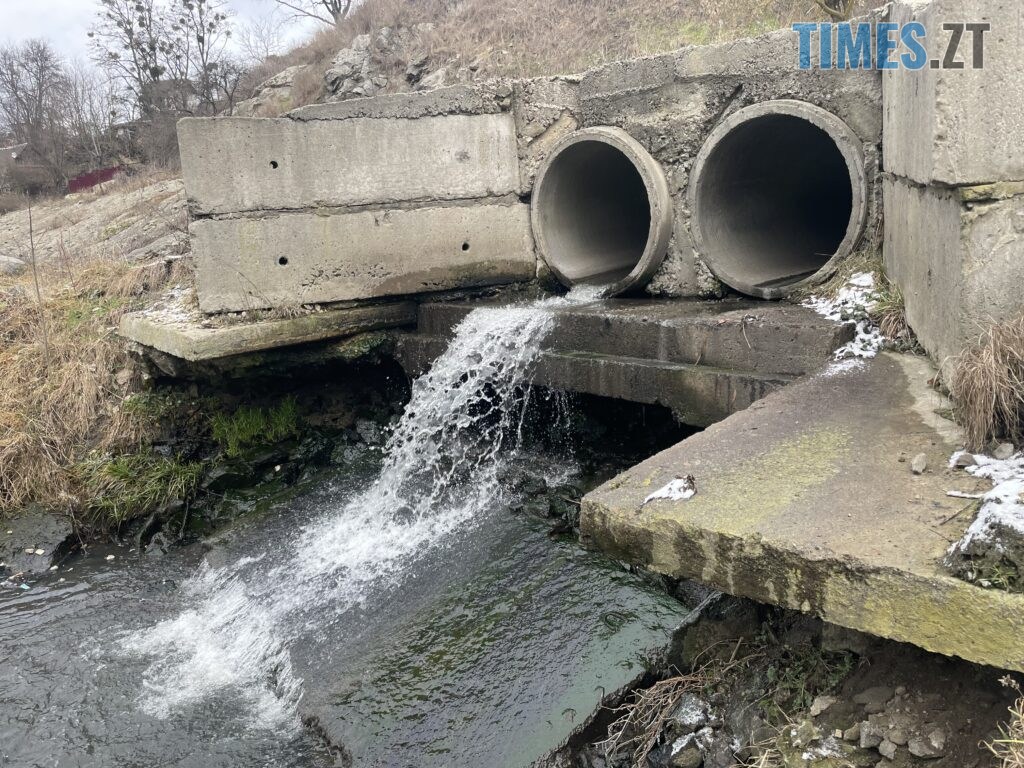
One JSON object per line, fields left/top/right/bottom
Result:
{"left": 804, "top": 272, "right": 885, "bottom": 375}
{"left": 948, "top": 449, "right": 1024, "bottom": 551}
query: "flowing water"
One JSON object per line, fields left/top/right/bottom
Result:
{"left": 1, "top": 287, "right": 693, "bottom": 767}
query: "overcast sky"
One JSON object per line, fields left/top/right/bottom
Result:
{"left": 0, "top": 0, "right": 319, "bottom": 65}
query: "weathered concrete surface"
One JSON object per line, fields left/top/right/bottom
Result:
{"left": 582, "top": 352, "right": 1024, "bottom": 672}
{"left": 398, "top": 299, "right": 851, "bottom": 426}
{"left": 192, "top": 202, "right": 535, "bottom": 313}
{"left": 287, "top": 83, "right": 510, "bottom": 120}
{"left": 297, "top": 513, "right": 695, "bottom": 767}
{"left": 885, "top": 0, "right": 1024, "bottom": 186}
{"left": 178, "top": 113, "right": 519, "bottom": 215}
{"left": 414, "top": 298, "right": 853, "bottom": 376}
{"left": 515, "top": 21, "right": 883, "bottom": 298}
{"left": 120, "top": 299, "right": 416, "bottom": 361}
{"left": 883, "top": 177, "right": 1024, "bottom": 370}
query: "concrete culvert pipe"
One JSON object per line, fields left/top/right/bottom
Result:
{"left": 531, "top": 127, "right": 673, "bottom": 296}
{"left": 689, "top": 100, "right": 868, "bottom": 299}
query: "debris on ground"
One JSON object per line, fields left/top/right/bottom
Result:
{"left": 946, "top": 448, "right": 1024, "bottom": 591}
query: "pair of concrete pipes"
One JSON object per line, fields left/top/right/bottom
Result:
{"left": 531, "top": 100, "right": 868, "bottom": 299}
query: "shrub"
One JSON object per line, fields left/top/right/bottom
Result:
{"left": 949, "top": 313, "right": 1024, "bottom": 451}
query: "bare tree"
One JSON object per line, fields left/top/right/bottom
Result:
{"left": 0, "top": 40, "right": 78, "bottom": 188}
{"left": 236, "top": 15, "right": 286, "bottom": 66}
{"left": 170, "top": 0, "right": 233, "bottom": 114}
{"left": 88, "top": 0, "right": 170, "bottom": 117}
{"left": 271, "top": 0, "right": 353, "bottom": 26}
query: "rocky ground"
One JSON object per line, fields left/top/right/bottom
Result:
{"left": 0, "top": 173, "right": 187, "bottom": 275}
{"left": 559, "top": 599, "right": 1015, "bottom": 768}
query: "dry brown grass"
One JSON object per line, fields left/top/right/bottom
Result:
{"left": 948, "top": 313, "right": 1024, "bottom": 451}
{"left": 257, "top": 0, "right": 886, "bottom": 110}
{"left": 0, "top": 249, "right": 190, "bottom": 521}
{"left": 597, "top": 645, "right": 755, "bottom": 766}
{"left": 990, "top": 677, "right": 1024, "bottom": 768}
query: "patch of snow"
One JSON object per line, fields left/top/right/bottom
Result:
{"left": 643, "top": 476, "right": 696, "bottom": 505}
{"left": 804, "top": 272, "right": 885, "bottom": 365}
{"left": 948, "top": 450, "right": 1024, "bottom": 551}
{"left": 802, "top": 735, "right": 844, "bottom": 761}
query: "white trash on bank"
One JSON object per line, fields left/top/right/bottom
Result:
{"left": 643, "top": 475, "right": 697, "bottom": 505}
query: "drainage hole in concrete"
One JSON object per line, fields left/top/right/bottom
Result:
{"left": 461, "top": 242, "right": 470, "bottom": 251}
{"left": 270, "top": 160, "right": 279, "bottom": 169}
{"left": 278, "top": 256, "right": 289, "bottom": 266}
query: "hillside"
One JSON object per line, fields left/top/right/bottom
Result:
{"left": 239, "top": 0, "right": 884, "bottom": 114}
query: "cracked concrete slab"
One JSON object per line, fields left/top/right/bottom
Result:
{"left": 120, "top": 295, "right": 416, "bottom": 361}
{"left": 581, "top": 352, "right": 1024, "bottom": 672}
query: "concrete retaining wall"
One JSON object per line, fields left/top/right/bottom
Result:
{"left": 180, "top": 23, "right": 885, "bottom": 312}
{"left": 192, "top": 202, "right": 534, "bottom": 312}
{"left": 883, "top": 0, "right": 1024, "bottom": 370}
{"left": 179, "top": 113, "right": 520, "bottom": 215}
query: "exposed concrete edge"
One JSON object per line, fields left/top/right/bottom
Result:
{"left": 285, "top": 83, "right": 511, "bottom": 121}
{"left": 119, "top": 302, "right": 417, "bottom": 362}
{"left": 196, "top": 193, "right": 524, "bottom": 222}
{"left": 582, "top": 497, "right": 1024, "bottom": 672}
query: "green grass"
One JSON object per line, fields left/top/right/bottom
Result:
{"left": 76, "top": 452, "right": 203, "bottom": 529}
{"left": 211, "top": 397, "right": 303, "bottom": 457}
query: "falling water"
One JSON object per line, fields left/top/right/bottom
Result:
{"left": 123, "top": 286, "right": 604, "bottom": 727}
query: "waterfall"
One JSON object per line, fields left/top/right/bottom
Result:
{"left": 123, "top": 286, "right": 602, "bottom": 728}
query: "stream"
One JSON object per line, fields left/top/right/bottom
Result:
{"left": 1, "top": 290, "right": 694, "bottom": 768}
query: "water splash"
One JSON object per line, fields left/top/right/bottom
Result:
{"left": 123, "top": 286, "right": 602, "bottom": 728}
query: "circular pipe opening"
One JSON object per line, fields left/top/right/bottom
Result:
{"left": 532, "top": 127, "right": 673, "bottom": 297}
{"left": 689, "top": 101, "right": 867, "bottom": 299}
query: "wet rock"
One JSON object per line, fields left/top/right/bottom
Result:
{"left": 0, "top": 506, "right": 75, "bottom": 576}
{"left": 910, "top": 453, "right": 928, "bottom": 475}
{"left": 859, "top": 720, "right": 884, "bottom": 749}
{"left": 878, "top": 738, "right": 897, "bottom": 760}
{"left": 668, "top": 745, "right": 703, "bottom": 768}
{"left": 908, "top": 728, "right": 946, "bottom": 759}
{"left": 0, "top": 255, "right": 28, "bottom": 276}
{"left": 791, "top": 719, "right": 821, "bottom": 748}
{"left": 202, "top": 460, "right": 261, "bottom": 492}
{"left": 702, "top": 740, "right": 733, "bottom": 768}
{"left": 993, "top": 442, "right": 1016, "bottom": 461}
{"left": 355, "top": 419, "right": 384, "bottom": 446}
{"left": 666, "top": 693, "right": 710, "bottom": 738}
{"left": 843, "top": 723, "right": 861, "bottom": 742}
{"left": 290, "top": 432, "right": 334, "bottom": 467}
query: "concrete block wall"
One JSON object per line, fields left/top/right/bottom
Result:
{"left": 883, "top": 0, "right": 1024, "bottom": 370}
{"left": 179, "top": 84, "right": 535, "bottom": 313}
{"left": 180, "top": 26, "right": 884, "bottom": 313}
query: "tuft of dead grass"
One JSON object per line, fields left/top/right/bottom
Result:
{"left": 990, "top": 677, "right": 1024, "bottom": 768}
{"left": 948, "top": 313, "right": 1024, "bottom": 451}
{"left": 597, "top": 644, "right": 756, "bottom": 766}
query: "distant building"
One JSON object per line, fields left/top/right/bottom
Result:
{"left": 0, "top": 142, "right": 50, "bottom": 192}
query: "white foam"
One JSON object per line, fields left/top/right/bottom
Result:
{"left": 122, "top": 286, "right": 602, "bottom": 730}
